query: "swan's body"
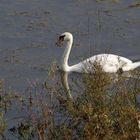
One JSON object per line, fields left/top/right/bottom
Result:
{"left": 56, "top": 32, "right": 140, "bottom": 73}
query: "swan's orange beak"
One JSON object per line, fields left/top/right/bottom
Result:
{"left": 55, "top": 35, "right": 65, "bottom": 47}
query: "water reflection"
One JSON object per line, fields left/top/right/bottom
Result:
{"left": 60, "top": 71, "right": 73, "bottom": 100}
{"left": 59, "top": 69, "right": 140, "bottom": 107}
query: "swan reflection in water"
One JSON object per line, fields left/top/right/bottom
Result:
{"left": 59, "top": 70, "right": 140, "bottom": 106}
{"left": 60, "top": 71, "right": 73, "bottom": 100}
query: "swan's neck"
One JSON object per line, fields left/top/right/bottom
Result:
{"left": 61, "top": 38, "right": 73, "bottom": 71}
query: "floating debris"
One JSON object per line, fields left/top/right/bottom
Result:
{"left": 128, "top": 2, "right": 140, "bottom": 8}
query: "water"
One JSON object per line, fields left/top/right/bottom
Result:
{"left": 0, "top": 0, "right": 140, "bottom": 139}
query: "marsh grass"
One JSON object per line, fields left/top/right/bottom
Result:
{"left": 51, "top": 64, "right": 140, "bottom": 140}
{"left": 0, "top": 80, "right": 24, "bottom": 139}
{"left": 0, "top": 63, "right": 140, "bottom": 140}
{"left": 0, "top": 112, "right": 7, "bottom": 136}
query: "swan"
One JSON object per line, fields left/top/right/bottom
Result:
{"left": 56, "top": 32, "right": 140, "bottom": 73}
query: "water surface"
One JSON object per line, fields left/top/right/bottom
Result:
{"left": 0, "top": 0, "right": 140, "bottom": 139}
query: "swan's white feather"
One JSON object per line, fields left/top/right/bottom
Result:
{"left": 69, "top": 54, "right": 132, "bottom": 73}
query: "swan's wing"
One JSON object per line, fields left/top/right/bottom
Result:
{"left": 91, "top": 54, "right": 132, "bottom": 64}
{"left": 82, "top": 54, "right": 132, "bottom": 73}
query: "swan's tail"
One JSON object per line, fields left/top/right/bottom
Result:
{"left": 123, "top": 61, "right": 140, "bottom": 71}
{"left": 132, "top": 61, "right": 140, "bottom": 70}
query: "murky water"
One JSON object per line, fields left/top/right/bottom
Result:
{"left": 0, "top": 0, "right": 140, "bottom": 139}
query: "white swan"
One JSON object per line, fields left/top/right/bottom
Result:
{"left": 56, "top": 32, "right": 140, "bottom": 73}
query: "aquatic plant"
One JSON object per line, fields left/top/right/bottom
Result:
{"left": 51, "top": 65, "right": 140, "bottom": 140}
{"left": 0, "top": 62, "right": 140, "bottom": 140}
{"left": 0, "top": 112, "right": 7, "bottom": 134}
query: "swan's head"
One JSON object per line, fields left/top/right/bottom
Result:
{"left": 56, "top": 32, "right": 73, "bottom": 47}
